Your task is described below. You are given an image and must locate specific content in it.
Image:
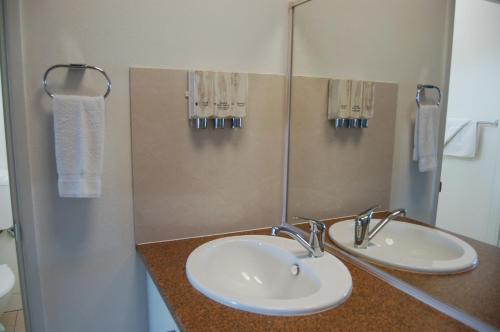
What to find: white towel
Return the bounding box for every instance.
[444,118,471,145]
[413,104,440,172]
[444,120,478,158]
[53,95,105,198]
[0,168,8,186]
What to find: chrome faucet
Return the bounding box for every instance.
[354,206,406,249]
[271,217,326,258]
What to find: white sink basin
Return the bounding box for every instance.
[186,235,352,316]
[330,220,478,274]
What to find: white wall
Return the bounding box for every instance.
[436,0,500,245]
[6,1,288,331]
[292,0,454,223]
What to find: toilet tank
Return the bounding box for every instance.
[0,168,13,231]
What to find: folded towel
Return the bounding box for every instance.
[444,120,478,158]
[444,118,470,145]
[413,104,440,172]
[0,168,8,186]
[53,95,105,198]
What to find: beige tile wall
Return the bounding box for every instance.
[287,76,398,222]
[130,68,286,243]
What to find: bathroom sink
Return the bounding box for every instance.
[330,220,478,274]
[186,235,352,316]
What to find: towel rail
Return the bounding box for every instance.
[416,84,441,107]
[42,64,112,98]
[477,120,498,127]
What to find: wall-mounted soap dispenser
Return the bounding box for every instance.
[348,80,363,128]
[188,71,214,129]
[361,81,375,128]
[230,73,248,129]
[214,72,231,129]
[188,71,248,130]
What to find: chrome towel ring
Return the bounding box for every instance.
[416,84,441,107]
[42,64,112,98]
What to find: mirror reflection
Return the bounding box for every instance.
[287,0,500,328]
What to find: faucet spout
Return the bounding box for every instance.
[368,208,406,240]
[354,206,406,249]
[271,226,316,256]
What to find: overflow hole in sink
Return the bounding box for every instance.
[290,264,300,276]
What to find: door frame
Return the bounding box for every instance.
[1,1,48,331]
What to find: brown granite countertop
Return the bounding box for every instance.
[137,228,469,332]
[320,212,500,328]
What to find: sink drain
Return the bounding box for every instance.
[290,264,300,276]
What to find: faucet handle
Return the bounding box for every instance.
[354,205,379,249]
[293,216,326,256]
[293,216,326,232]
[394,208,407,215]
[356,205,380,222]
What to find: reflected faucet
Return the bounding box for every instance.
[354,206,406,249]
[271,217,326,258]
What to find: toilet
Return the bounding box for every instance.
[0,169,16,331]
[0,264,15,330]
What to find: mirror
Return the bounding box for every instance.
[288,0,451,224]
[287,0,500,328]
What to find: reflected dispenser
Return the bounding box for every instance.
[328,79,376,129]
[328,79,351,128]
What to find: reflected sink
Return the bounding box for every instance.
[330,220,478,274]
[186,235,352,316]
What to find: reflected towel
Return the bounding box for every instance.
[53,95,105,198]
[0,168,8,186]
[444,120,478,158]
[444,118,470,145]
[413,104,440,172]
